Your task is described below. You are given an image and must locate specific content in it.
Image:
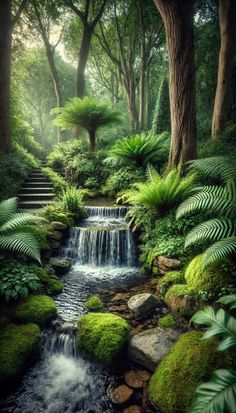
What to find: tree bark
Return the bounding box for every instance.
[211,0,236,139]
[0,0,12,152]
[76,25,93,97]
[88,129,96,153]
[153,0,197,168]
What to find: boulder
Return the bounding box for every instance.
[165,284,196,316]
[84,295,104,311]
[158,271,184,295]
[48,240,61,249]
[12,295,57,327]
[127,293,160,319]
[124,370,151,388]
[110,385,133,404]
[123,406,142,413]
[49,258,71,275]
[50,221,68,230]
[128,327,180,370]
[158,256,181,270]
[48,231,63,241]
[77,313,130,366]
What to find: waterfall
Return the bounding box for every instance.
[85,206,128,218]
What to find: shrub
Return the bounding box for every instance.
[119,167,195,217]
[58,186,87,216]
[148,331,228,413]
[158,314,177,329]
[42,167,68,194]
[152,76,170,135]
[105,132,169,168]
[12,295,57,327]
[33,267,63,295]
[84,295,104,311]
[47,149,65,169]
[42,203,74,226]
[102,167,145,197]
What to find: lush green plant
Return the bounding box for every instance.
[0,198,45,262]
[42,203,74,226]
[152,76,170,135]
[0,259,39,301]
[104,132,169,168]
[189,295,236,413]
[42,167,68,194]
[120,167,195,217]
[47,149,65,169]
[52,96,123,153]
[58,186,88,216]
[177,157,236,267]
[102,167,145,197]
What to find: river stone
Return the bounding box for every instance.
[122,406,142,413]
[48,231,63,241]
[127,293,160,319]
[50,221,67,230]
[49,258,71,275]
[128,327,180,371]
[48,240,61,249]
[124,370,151,388]
[158,256,181,270]
[110,385,133,404]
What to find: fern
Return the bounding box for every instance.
[188,156,236,182]
[185,219,236,247]
[202,237,236,266]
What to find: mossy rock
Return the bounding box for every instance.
[148,331,228,413]
[185,254,232,296]
[165,284,196,316]
[158,314,177,329]
[159,271,184,295]
[77,313,130,366]
[85,295,104,311]
[34,267,63,295]
[0,323,40,386]
[13,295,57,327]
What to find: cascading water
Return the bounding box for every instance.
[0,206,143,413]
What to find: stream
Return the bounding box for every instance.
[0,206,145,413]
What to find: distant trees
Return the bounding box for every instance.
[152,76,170,136]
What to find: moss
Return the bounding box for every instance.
[77,313,130,366]
[165,284,196,316]
[13,295,57,327]
[159,271,184,295]
[34,267,63,295]
[185,254,232,296]
[165,284,194,302]
[148,331,228,413]
[0,323,40,385]
[158,314,177,329]
[85,295,104,311]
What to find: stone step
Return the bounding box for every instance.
[20,187,54,194]
[18,193,54,201]
[26,178,50,183]
[29,173,45,178]
[18,200,54,209]
[23,182,53,188]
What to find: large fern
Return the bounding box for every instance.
[189,296,236,413]
[0,198,45,262]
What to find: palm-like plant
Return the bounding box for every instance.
[176,157,236,267]
[119,167,195,217]
[0,198,45,262]
[52,97,123,153]
[104,132,169,168]
[189,295,236,413]
[58,186,91,215]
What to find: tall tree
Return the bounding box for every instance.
[63,0,107,98]
[211,0,236,138]
[0,0,27,152]
[153,0,197,168]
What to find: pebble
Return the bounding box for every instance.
[110,385,134,404]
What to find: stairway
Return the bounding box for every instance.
[18,162,55,210]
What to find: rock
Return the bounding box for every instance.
[12,295,57,327]
[158,271,184,295]
[128,327,180,371]
[50,221,67,230]
[158,256,181,270]
[60,321,78,333]
[77,313,130,366]
[127,293,160,319]
[34,267,63,295]
[0,323,40,386]
[109,305,127,312]
[48,231,62,241]
[165,284,196,316]
[110,385,133,404]
[85,295,104,311]
[49,258,71,275]
[111,293,130,302]
[48,240,61,249]
[124,370,151,388]
[158,314,177,329]
[122,406,142,413]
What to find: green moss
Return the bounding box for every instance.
[85,295,104,311]
[165,284,196,316]
[159,271,184,295]
[0,323,40,385]
[13,295,57,327]
[34,267,63,295]
[77,313,130,366]
[158,315,177,329]
[165,284,194,302]
[185,254,232,296]
[148,331,228,413]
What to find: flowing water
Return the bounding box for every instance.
[1,206,144,413]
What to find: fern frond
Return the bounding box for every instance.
[185,219,236,247]
[0,232,41,262]
[0,213,46,233]
[202,236,236,267]
[0,197,17,225]
[217,295,236,310]
[188,156,236,181]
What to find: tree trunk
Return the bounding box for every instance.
[88,129,96,153]
[139,30,146,129]
[211,0,236,139]
[153,0,197,168]
[145,66,152,129]
[0,0,12,152]
[77,25,93,98]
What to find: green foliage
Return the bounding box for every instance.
[158,314,177,329]
[165,284,195,303]
[105,132,169,168]
[0,323,40,385]
[189,296,236,413]
[152,77,170,135]
[77,313,130,366]
[13,295,57,327]
[0,198,46,262]
[158,271,185,295]
[0,259,40,301]
[33,267,63,296]
[177,157,236,267]
[84,295,104,311]
[42,167,68,194]
[148,331,227,413]
[120,167,195,217]
[42,203,74,226]
[102,167,145,198]
[58,186,88,217]
[47,149,65,169]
